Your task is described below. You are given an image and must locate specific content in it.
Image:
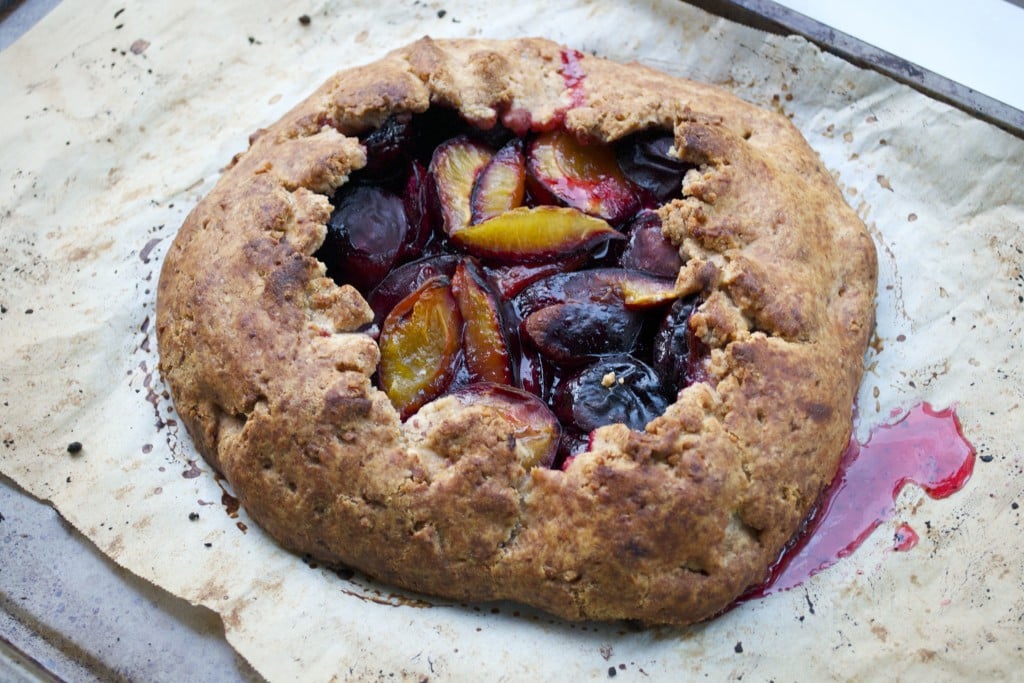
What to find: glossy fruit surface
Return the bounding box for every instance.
[652,296,707,388]
[366,254,461,328]
[312,108,707,467]
[527,130,638,224]
[378,277,463,418]
[452,260,512,385]
[619,209,682,278]
[430,137,493,235]
[485,256,588,300]
[452,206,622,262]
[322,185,409,293]
[401,160,440,259]
[521,302,644,365]
[552,355,670,433]
[513,268,676,316]
[359,114,417,184]
[470,139,526,223]
[616,130,689,202]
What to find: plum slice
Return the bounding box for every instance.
[516,345,551,399]
[520,302,644,365]
[470,138,526,223]
[322,185,409,293]
[485,253,590,300]
[514,268,678,365]
[450,383,561,469]
[401,160,440,260]
[451,259,512,385]
[619,209,683,278]
[527,130,638,224]
[616,130,689,202]
[430,136,493,235]
[513,268,678,317]
[366,254,461,328]
[552,355,671,433]
[451,206,622,262]
[652,296,708,389]
[618,274,681,308]
[378,277,463,418]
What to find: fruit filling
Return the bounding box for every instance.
[315,108,705,466]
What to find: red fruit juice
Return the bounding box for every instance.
[741,402,975,600]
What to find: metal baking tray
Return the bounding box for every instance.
[1,1,1020,680]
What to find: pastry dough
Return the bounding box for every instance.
[156,37,876,624]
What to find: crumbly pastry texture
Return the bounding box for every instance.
[156,37,877,625]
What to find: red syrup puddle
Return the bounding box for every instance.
[738,402,975,602]
[892,522,919,551]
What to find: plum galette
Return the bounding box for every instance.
[156,37,876,624]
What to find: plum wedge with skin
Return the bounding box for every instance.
[513,268,679,318]
[322,185,410,293]
[430,136,494,235]
[552,355,671,433]
[616,130,689,203]
[521,302,645,365]
[619,209,683,278]
[378,277,463,419]
[451,259,513,385]
[366,254,461,328]
[527,130,638,224]
[514,268,679,365]
[485,253,590,300]
[653,296,708,389]
[470,138,526,224]
[401,160,440,260]
[451,206,622,262]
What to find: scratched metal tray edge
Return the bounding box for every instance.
[687,0,1024,140]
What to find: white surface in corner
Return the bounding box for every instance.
[774,0,1024,111]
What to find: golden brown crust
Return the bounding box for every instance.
[156,37,877,625]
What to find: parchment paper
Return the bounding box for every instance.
[2,1,1022,680]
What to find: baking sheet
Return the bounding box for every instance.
[1,0,1022,680]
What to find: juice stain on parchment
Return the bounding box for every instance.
[740,402,975,601]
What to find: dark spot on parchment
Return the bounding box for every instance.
[139,237,162,263]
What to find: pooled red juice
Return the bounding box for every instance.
[892,522,919,552]
[741,402,975,600]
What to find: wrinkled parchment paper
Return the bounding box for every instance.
[2,0,1022,680]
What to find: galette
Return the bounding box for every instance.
[156,37,877,624]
